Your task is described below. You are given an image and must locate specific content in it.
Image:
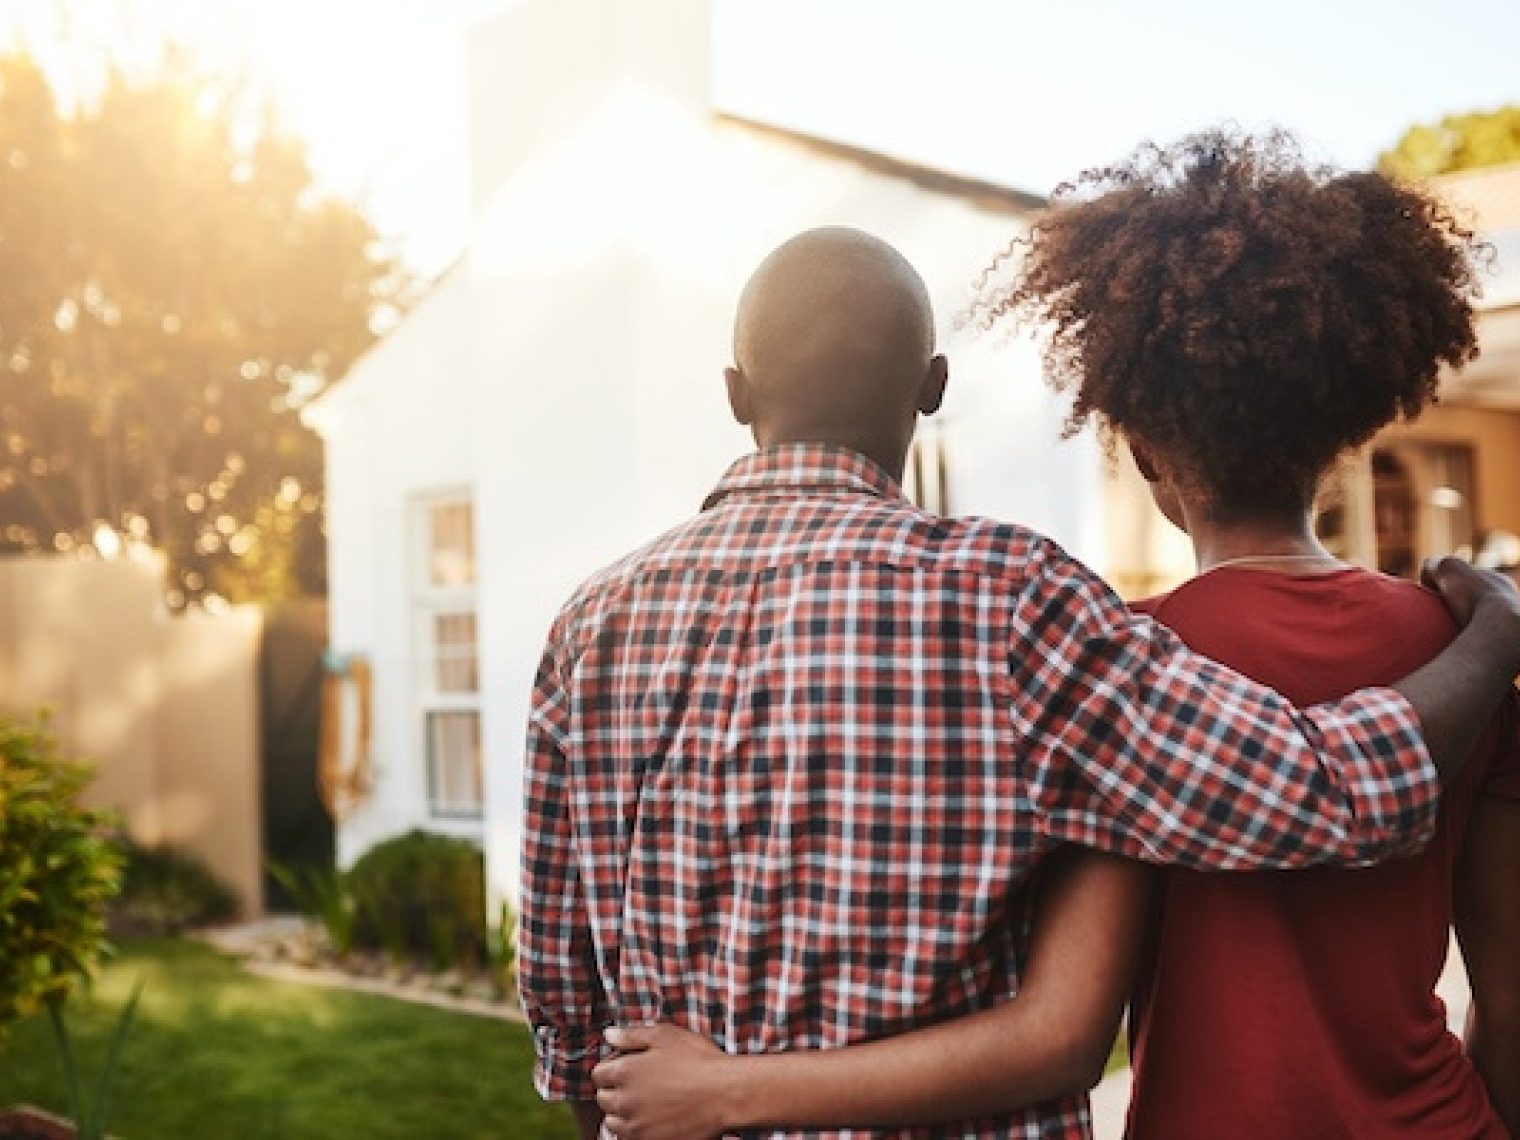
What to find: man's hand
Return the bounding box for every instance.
[1393,556,1520,787]
[592,1024,733,1140]
[1423,555,1520,637]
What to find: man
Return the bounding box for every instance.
[520,227,1520,1139]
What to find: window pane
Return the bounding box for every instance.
[427,710,483,817]
[433,612,478,693]
[429,500,475,587]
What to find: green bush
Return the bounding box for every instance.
[0,715,123,1034]
[347,831,487,969]
[111,838,240,935]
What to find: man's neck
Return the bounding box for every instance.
[757,430,908,483]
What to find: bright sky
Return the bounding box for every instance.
[3,0,1519,273]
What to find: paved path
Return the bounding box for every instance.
[1088,937,1473,1138]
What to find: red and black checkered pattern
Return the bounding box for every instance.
[520,443,1437,1139]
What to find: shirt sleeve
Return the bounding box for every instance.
[1010,548,1440,871]
[1479,690,1520,803]
[518,631,609,1102]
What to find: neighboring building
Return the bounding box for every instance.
[306,0,1106,905]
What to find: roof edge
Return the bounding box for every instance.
[715,112,1048,217]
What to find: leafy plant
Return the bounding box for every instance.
[111,838,240,935]
[266,861,356,957]
[48,982,143,1140]
[425,907,460,975]
[0,715,123,1035]
[346,831,487,968]
[1380,104,1520,180]
[487,901,517,996]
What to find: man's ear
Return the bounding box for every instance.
[724,366,753,426]
[917,355,949,416]
[1129,441,1161,483]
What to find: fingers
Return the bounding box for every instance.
[1422,554,1472,591]
[592,1055,620,1089]
[603,1023,657,1052]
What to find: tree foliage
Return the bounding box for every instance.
[1379,104,1520,181]
[0,52,408,606]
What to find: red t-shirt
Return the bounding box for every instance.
[1125,566,1520,1139]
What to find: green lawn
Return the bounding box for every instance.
[0,939,575,1140]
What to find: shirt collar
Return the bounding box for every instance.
[702,443,907,511]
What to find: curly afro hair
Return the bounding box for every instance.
[976,127,1482,516]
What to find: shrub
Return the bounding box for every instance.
[111,838,240,935]
[347,831,487,968]
[266,861,357,956]
[0,715,123,1034]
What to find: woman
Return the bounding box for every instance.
[590,129,1520,1138]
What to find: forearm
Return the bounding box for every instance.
[720,999,1099,1131]
[592,853,1148,1138]
[570,1101,605,1140]
[1392,599,1520,785]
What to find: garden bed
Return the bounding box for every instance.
[199,917,522,1020]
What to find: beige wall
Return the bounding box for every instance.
[0,556,263,917]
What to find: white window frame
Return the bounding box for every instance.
[410,489,484,824]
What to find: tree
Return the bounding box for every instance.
[1379,105,1520,181]
[0,52,409,606]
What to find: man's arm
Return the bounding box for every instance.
[1455,699,1520,1134]
[1016,550,1520,872]
[519,635,611,1117]
[591,851,1155,1139]
[1394,558,1520,783]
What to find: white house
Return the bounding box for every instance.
[306,0,1120,906]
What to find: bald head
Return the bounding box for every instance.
[726,227,947,477]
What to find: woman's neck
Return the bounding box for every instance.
[1182,506,1341,575]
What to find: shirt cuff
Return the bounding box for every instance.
[1316,685,1440,861]
[532,1024,610,1102]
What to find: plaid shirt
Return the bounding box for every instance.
[520,443,1438,1139]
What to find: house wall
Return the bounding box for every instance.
[0,556,263,914]
[315,274,482,867]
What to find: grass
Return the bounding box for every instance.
[1105,1027,1130,1075]
[0,939,575,1140]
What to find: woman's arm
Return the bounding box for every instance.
[1456,787,1520,1134]
[592,849,1155,1139]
